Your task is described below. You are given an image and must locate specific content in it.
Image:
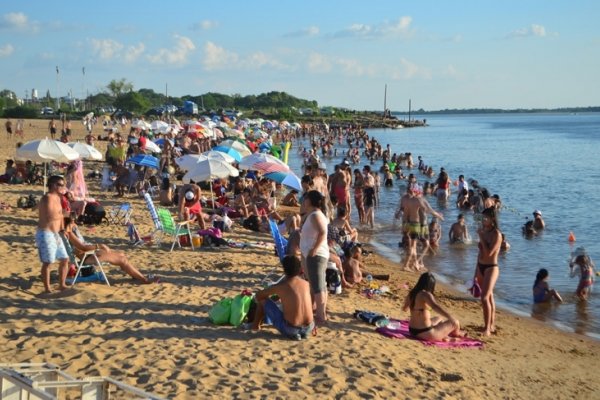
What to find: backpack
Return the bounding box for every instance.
[325,264,342,294]
[17,194,38,209]
[242,215,260,232]
[79,202,107,225]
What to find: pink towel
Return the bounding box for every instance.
[376,319,483,349]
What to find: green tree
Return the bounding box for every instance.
[106,78,134,97]
[114,92,150,113]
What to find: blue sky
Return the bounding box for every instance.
[1,1,599,110]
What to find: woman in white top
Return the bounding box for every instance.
[300,190,330,325]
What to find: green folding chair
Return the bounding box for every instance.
[156,208,195,252]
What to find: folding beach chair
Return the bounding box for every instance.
[268,219,288,263]
[106,202,133,225]
[142,191,163,242]
[156,208,195,252]
[60,233,110,286]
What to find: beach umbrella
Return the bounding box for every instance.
[202,150,236,164]
[212,146,243,162]
[16,138,81,192]
[175,154,208,171]
[126,154,160,169]
[239,153,288,171]
[225,128,246,139]
[68,142,103,161]
[265,171,302,192]
[183,159,239,183]
[154,138,174,147]
[253,161,290,174]
[218,139,252,157]
[150,120,169,133]
[144,140,162,153]
[131,119,151,130]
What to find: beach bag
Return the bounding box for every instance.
[209,298,232,325]
[80,202,106,225]
[229,293,253,327]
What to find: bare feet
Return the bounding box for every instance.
[142,274,161,284]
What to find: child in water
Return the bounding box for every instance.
[569,247,595,300]
[532,269,563,303]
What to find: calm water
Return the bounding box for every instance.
[288,113,600,338]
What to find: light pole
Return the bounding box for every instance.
[55,66,60,110]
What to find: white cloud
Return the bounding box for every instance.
[306,51,430,80]
[331,16,414,39]
[1,12,28,29]
[0,44,14,57]
[508,24,549,38]
[202,41,239,71]
[123,43,145,64]
[147,35,195,65]
[246,51,290,70]
[307,52,332,73]
[192,20,219,30]
[90,38,124,60]
[284,25,320,38]
[442,64,459,78]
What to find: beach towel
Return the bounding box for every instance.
[376,319,483,349]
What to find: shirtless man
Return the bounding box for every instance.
[449,213,469,243]
[178,183,206,229]
[252,256,314,340]
[330,164,350,217]
[37,175,69,293]
[5,118,12,139]
[401,183,444,271]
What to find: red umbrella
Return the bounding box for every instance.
[254,161,290,173]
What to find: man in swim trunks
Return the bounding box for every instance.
[401,184,443,271]
[449,213,469,243]
[252,256,315,340]
[178,183,206,229]
[37,175,70,293]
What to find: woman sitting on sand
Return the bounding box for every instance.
[402,272,464,341]
[63,216,159,284]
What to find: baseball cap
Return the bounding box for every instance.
[185,191,195,200]
[533,210,542,216]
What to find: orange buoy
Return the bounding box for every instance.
[568,231,576,242]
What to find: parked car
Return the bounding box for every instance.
[40,107,54,115]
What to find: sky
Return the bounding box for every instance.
[1,1,599,111]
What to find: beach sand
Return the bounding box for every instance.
[0,118,598,399]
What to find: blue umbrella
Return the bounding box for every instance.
[265,171,302,191]
[213,146,242,162]
[126,154,160,169]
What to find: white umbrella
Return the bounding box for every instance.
[132,119,151,130]
[202,150,236,164]
[16,138,81,192]
[144,140,162,153]
[239,153,288,171]
[183,159,239,208]
[218,139,252,157]
[183,159,239,183]
[68,142,103,160]
[151,120,169,132]
[175,154,209,171]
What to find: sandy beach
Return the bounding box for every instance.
[0,118,598,399]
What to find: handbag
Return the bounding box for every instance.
[468,280,482,298]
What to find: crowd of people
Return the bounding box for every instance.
[7,112,593,341]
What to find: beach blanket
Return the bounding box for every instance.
[376,319,483,349]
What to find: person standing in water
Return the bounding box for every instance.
[474,207,502,336]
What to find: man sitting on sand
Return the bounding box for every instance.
[252,256,314,340]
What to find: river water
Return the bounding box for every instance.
[287,113,600,338]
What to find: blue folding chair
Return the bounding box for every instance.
[268,219,288,263]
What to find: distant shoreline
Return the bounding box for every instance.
[391,106,600,115]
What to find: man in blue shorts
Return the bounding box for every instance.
[37,175,69,293]
[252,256,314,340]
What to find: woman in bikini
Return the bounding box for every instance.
[402,272,464,341]
[474,207,502,336]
